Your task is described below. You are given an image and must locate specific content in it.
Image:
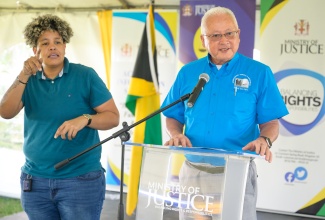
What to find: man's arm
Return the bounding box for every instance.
[259,119,279,143]
[242,119,279,163]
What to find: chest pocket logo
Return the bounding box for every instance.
[235,78,249,88]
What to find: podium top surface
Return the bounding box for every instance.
[124,141,263,159]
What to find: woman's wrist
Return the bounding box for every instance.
[16,76,28,85]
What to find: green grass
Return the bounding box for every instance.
[0,196,23,218]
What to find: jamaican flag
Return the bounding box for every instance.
[125,4,162,216]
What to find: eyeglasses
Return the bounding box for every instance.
[203,31,238,41]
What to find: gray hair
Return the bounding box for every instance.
[23,14,74,47]
[201,6,239,33]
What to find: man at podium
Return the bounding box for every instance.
[161,6,288,220]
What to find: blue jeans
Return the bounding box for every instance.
[20,169,106,220]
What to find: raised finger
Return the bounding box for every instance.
[30,59,42,72]
[35,49,43,71]
[35,48,41,59]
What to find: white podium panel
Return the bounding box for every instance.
[125,143,259,220]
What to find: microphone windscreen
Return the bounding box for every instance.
[199,73,210,82]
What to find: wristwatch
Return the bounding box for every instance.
[83,114,92,126]
[260,136,272,148]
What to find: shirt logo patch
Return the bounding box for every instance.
[235,78,249,88]
[232,74,251,96]
[233,74,251,91]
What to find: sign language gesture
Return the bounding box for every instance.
[22,49,43,76]
[54,116,89,141]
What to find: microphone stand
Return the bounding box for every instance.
[54,93,191,220]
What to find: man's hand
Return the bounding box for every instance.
[242,137,272,162]
[164,133,192,148]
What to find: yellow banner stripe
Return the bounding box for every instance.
[300,187,325,209]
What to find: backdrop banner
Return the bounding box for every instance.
[107,10,178,191]
[257,0,325,217]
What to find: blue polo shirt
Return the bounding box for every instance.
[21,57,112,178]
[162,53,288,165]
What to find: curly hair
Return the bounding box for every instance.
[23,14,74,47]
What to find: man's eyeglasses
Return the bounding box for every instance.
[203,31,238,41]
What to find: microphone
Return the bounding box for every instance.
[187,73,210,108]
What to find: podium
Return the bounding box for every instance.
[125,142,261,220]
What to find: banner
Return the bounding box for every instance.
[179,0,256,64]
[257,0,325,217]
[107,10,178,192]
